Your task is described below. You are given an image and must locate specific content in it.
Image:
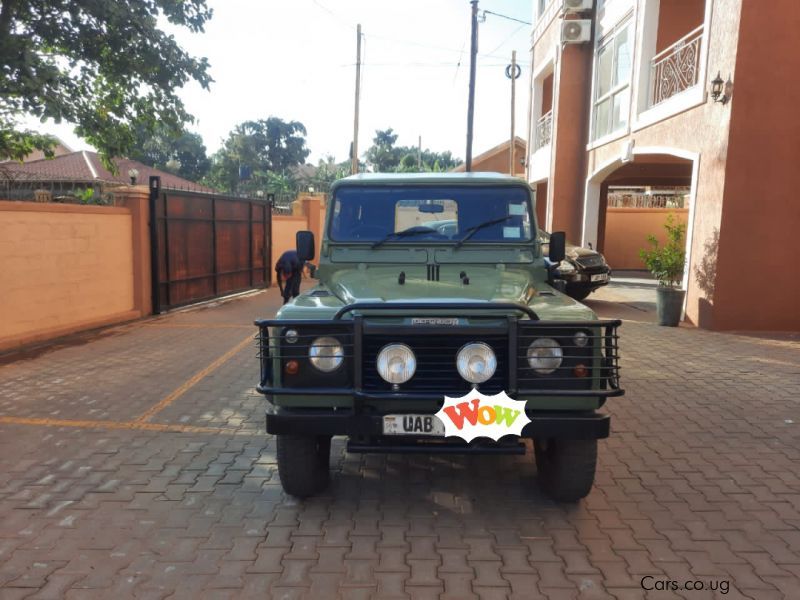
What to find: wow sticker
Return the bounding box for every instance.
[435,391,531,442]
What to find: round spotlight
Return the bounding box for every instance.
[308,336,344,372]
[573,331,589,347]
[527,338,563,374]
[456,342,497,384]
[285,329,299,344]
[377,344,416,385]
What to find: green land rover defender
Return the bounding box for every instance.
[256,173,622,501]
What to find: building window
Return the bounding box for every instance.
[592,19,632,140]
[537,0,548,20]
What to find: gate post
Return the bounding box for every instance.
[148,176,162,314]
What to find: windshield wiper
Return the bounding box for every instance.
[454,216,514,249]
[371,226,437,249]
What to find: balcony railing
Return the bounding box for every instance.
[650,25,703,107]
[534,111,553,150]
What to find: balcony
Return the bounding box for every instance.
[650,25,703,107]
[534,111,553,151]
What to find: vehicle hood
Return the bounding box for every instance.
[277,265,597,322]
[566,244,601,260]
[328,265,536,304]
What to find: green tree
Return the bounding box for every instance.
[365,128,401,172]
[293,156,350,192]
[0,0,212,167]
[129,125,211,182]
[203,118,310,194]
[363,128,462,173]
[396,153,419,172]
[421,150,461,171]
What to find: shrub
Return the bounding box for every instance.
[639,214,687,288]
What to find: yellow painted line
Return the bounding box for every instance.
[135,333,254,423]
[0,415,223,434]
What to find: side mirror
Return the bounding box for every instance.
[296,230,315,262]
[548,231,566,263]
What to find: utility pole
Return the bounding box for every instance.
[509,50,517,175]
[351,24,362,175]
[465,0,479,172]
[417,135,422,171]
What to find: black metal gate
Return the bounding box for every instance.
[148,176,272,313]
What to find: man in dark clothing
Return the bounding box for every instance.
[275,249,303,304]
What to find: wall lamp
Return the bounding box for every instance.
[710,71,733,105]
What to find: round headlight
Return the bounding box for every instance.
[527,338,563,374]
[377,344,416,384]
[456,342,497,384]
[309,336,344,372]
[574,331,589,347]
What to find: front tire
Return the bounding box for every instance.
[276,434,331,498]
[534,438,597,502]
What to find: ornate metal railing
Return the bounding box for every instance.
[534,111,553,150]
[650,25,703,107]
[607,187,690,209]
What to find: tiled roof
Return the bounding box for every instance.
[0,150,214,192]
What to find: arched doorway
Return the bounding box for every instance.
[583,149,698,289]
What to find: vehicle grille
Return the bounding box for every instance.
[362,332,508,394]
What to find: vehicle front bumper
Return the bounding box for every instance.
[266,407,610,440]
[256,302,623,402]
[562,270,611,287]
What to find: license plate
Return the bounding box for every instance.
[383,414,445,436]
[591,273,608,282]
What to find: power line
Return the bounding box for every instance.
[484,22,529,57]
[310,0,518,61]
[363,31,510,61]
[481,9,532,26]
[452,34,468,85]
[311,0,354,29]
[336,61,527,69]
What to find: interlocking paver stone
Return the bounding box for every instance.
[0,284,798,597]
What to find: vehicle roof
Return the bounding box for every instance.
[331,172,531,189]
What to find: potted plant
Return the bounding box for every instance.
[639,214,687,326]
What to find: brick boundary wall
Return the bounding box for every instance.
[272,195,326,268]
[0,190,152,353]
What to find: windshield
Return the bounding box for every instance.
[329,185,533,244]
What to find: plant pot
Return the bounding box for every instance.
[656,287,686,327]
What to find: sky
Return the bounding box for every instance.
[23,0,533,165]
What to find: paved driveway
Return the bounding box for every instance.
[0,284,798,599]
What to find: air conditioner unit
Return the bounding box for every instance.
[561,19,592,44]
[563,0,592,13]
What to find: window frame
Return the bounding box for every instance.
[327,185,535,245]
[537,0,549,21]
[591,16,634,141]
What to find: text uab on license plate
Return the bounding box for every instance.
[383,414,445,436]
[591,273,609,282]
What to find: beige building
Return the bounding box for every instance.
[525,0,800,331]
